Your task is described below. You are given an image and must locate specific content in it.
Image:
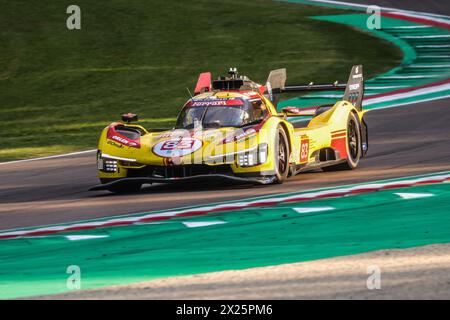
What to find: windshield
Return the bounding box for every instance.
[176,99,267,129]
[176,106,207,129]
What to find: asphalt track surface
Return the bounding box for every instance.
[1,97,450,230]
[0,0,450,231]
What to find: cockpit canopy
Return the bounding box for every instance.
[176,98,267,129]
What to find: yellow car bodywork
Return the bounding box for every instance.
[92,66,367,191]
[95,92,365,188]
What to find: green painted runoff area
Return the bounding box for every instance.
[1,177,450,298]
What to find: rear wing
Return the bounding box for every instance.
[342,65,364,111]
[266,65,364,110]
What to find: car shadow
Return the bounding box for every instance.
[88,179,271,198]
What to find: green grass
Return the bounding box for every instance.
[0,0,402,161]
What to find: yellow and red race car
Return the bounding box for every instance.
[91,65,368,193]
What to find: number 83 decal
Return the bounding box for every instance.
[300,139,309,163]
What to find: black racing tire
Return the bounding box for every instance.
[322,112,362,171]
[100,179,142,194]
[273,126,290,184]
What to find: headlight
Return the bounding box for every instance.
[237,143,268,167]
[97,152,118,172]
[104,159,118,172]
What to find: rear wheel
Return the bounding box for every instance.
[273,127,290,184]
[323,112,361,171]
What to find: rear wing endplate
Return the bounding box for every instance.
[342,65,364,111]
[266,65,364,110]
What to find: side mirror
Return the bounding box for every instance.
[251,100,263,110]
[281,107,316,117]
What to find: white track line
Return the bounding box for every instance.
[304,0,450,19]
[400,35,450,39]
[388,25,432,29]
[1,172,450,239]
[369,94,450,111]
[0,149,96,166]
[378,75,441,79]
[387,11,450,26]
[408,65,450,68]
[365,85,408,90]
[365,82,450,105]
[416,45,450,48]
[418,55,450,58]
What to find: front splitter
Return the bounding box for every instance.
[89,174,276,191]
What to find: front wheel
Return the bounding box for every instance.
[273,127,290,184]
[323,112,361,171]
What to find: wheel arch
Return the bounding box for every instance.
[350,108,368,157]
[278,120,293,158]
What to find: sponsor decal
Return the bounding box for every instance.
[110,135,139,147]
[153,138,202,157]
[157,129,193,140]
[349,83,360,90]
[107,140,124,148]
[186,98,244,107]
[300,139,309,163]
[106,126,141,148]
[192,100,227,107]
[157,133,172,139]
[352,73,363,79]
